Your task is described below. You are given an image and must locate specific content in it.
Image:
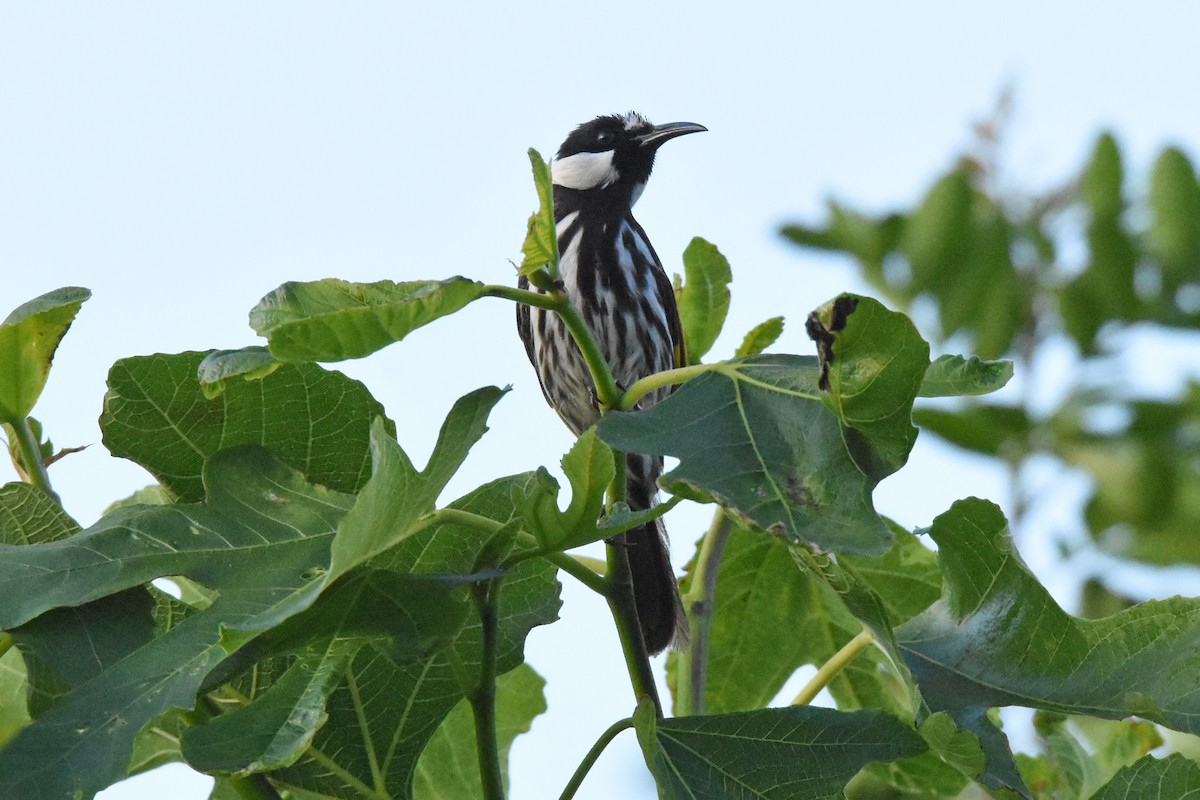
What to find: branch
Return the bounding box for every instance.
[673,509,733,716]
[603,456,662,715]
[469,579,507,800]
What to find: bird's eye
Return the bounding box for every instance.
[595,129,615,147]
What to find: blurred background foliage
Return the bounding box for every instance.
[783,93,1200,615]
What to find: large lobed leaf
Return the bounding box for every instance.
[513,428,614,552]
[898,497,1200,797]
[601,295,930,555]
[0,387,506,799]
[671,521,939,719]
[638,705,925,800]
[600,354,893,554]
[1092,754,1200,799]
[249,277,488,362]
[0,286,91,423]
[412,664,547,799]
[101,351,392,502]
[810,294,928,472]
[0,448,354,799]
[268,473,561,799]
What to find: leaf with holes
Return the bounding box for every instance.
[600,295,931,555]
[266,474,561,798]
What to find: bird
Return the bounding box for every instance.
[516,112,706,654]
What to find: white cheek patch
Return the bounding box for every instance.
[552,150,620,190]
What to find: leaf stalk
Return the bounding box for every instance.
[11,417,58,503]
[558,717,634,800]
[791,628,875,706]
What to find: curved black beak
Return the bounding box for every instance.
[635,121,707,150]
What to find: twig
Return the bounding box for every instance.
[469,579,506,800]
[674,509,733,716]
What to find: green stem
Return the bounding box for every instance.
[567,554,607,576]
[0,632,12,660]
[791,628,875,706]
[483,283,561,309]
[601,454,662,711]
[429,509,606,593]
[427,507,506,536]
[544,551,607,594]
[605,539,662,714]
[558,717,634,800]
[674,509,733,717]
[469,579,506,800]
[12,417,58,503]
[490,278,659,713]
[618,364,717,411]
[486,284,621,408]
[556,299,622,408]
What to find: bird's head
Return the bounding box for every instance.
[551,112,705,210]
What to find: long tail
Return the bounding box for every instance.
[624,453,686,655]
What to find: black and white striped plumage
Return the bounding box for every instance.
[516,112,705,654]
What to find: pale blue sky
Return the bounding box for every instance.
[3,3,1198,798]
